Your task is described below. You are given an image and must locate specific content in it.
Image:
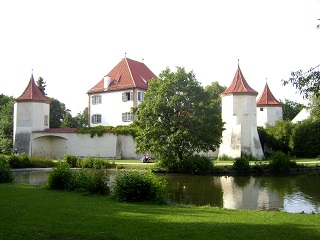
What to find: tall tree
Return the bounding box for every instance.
[133,67,223,161]
[281,98,305,121]
[49,98,68,128]
[36,77,47,96]
[0,94,14,154]
[204,81,226,113]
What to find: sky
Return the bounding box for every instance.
[1,0,319,115]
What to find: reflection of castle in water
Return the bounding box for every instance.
[220,176,283,211]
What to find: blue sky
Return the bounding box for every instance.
[1,0,319,115]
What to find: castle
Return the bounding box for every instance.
[13,58,282,159]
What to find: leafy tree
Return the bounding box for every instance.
[310,95,320,121]
[36,77,47,96]
[282,65,320,99]
[281,98,305,121]
[291,119,320,158]
[60,111,75,128]
[0,94,14,154]
[204,81,226,113]
[133,67,223,162]
[72,107,88,127]
[49,98,68,128]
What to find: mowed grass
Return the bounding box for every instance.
[1,184,320,240]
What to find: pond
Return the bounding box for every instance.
[13,169,320,214]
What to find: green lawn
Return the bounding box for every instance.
[0,183,319,240]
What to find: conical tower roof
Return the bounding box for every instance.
[222,66,258,96]
[15,74,51,104]
[87,57,157,94]
[256,83,282,106]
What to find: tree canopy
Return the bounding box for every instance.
[133,67,223,161]
[281,98,305,121]
[0,94,14,154]
[36,77,47,96]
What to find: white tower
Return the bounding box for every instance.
[218,66,264,159]
[13,74,51,155]
[256,83,283,127]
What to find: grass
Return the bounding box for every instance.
[1,184,320,240]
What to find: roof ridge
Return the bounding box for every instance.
[125,57,137,88]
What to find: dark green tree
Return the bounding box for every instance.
[0,94,14,154]
[60,111,75,128]
[49,98,68,128]
[133,67,223,162]
[204,81,226,113]
[36,77,47,96]
[281,98,305,121]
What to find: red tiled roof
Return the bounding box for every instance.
[87,57,157,94]
[222,66,258,95]
[257,83,283,106]
[15,75,51,104]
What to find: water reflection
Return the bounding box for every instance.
[13,170,320,213]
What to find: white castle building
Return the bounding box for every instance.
[13,59,282,158]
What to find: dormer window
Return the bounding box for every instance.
[141,77,148,85]
[92,95,102,105]
[122,91,133,102]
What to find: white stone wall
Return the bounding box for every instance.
[257,106,283,127]
[31,132,140,159]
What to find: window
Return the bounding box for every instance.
[122,112,133,122]
[260,108,264,111]
[138,92,144,102]
[91,114,102,124]
[44,115,49,126]
[92,95,102,105]
[122,91,133,102]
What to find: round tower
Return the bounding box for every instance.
[13,74,51,155]
[256,83,283,127]
[218,66,264,159]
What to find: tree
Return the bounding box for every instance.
[0,94,14,154]
[36,77,47,96]
[204,81,226,113]
[281,98,305,121]
[282,65,320,99]
[49,98,68,128]
[72,107,88,127]
[133,67,223,162]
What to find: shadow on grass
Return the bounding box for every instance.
[0,184,319,240]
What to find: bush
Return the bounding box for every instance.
[179,155,213,174]
[63,154,80,168]
[46,162,74,190]
[80,157,115,169]
[6,153,30,168]
[158,154,213,174]
[0,159,14,183]
[268,151,297,173]
[112,171,167,203]
[71,169,110,195]
[28,155,57,168]
[233,156,251,173]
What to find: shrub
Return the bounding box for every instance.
[28,155,57,168]
[63,154,80,168]
[80,157,115,169]
[112,171,167,203]
[46,162,73,190]
[6,153,30,168]
[268,151,297,173]
[71,169,110,195]
[0,159,14,183]
[217,154,234,161]
[233,156,251,173]
[179,155,213,174]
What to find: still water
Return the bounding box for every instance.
[14,170,320,213]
